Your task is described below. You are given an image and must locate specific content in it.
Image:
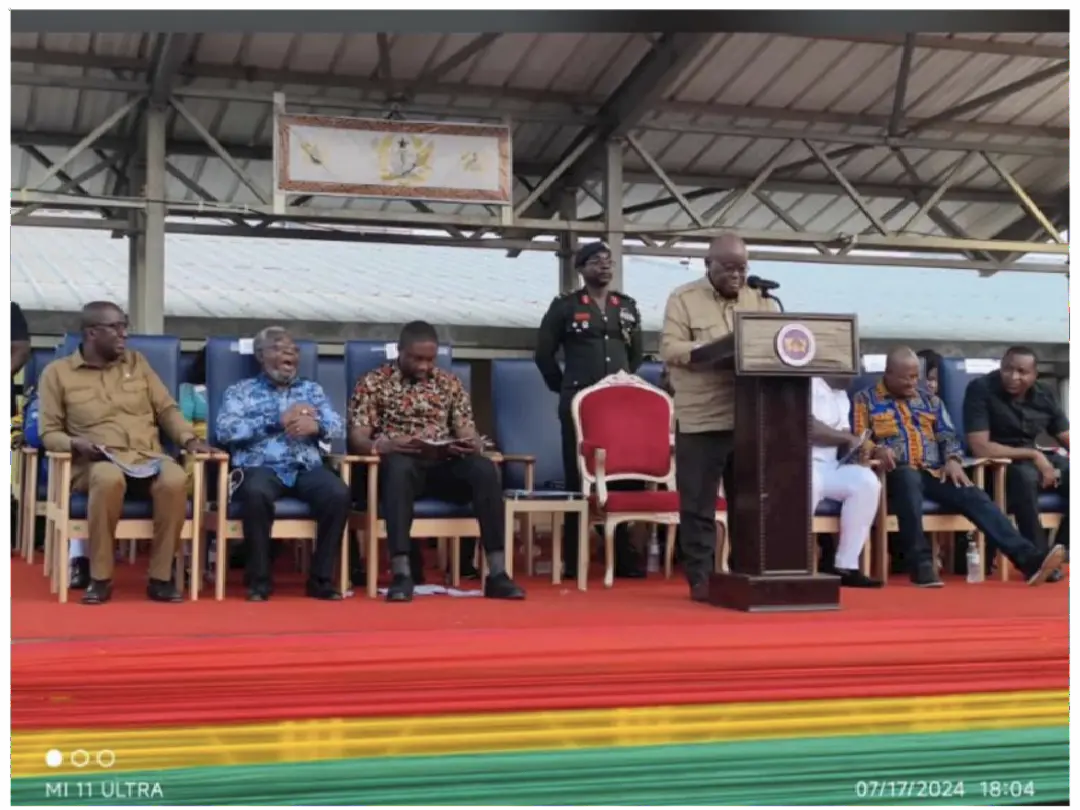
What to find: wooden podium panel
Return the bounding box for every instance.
[734,314,859,377]
[696,312,860,613]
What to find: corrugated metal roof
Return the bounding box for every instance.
[10,31,1068,246]
[11,223,1068,344]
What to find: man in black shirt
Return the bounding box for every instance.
[534,242,645,578]
[964,346,1069,557]
[11,302,31,550]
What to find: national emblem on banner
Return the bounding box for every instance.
[375,134,434,185]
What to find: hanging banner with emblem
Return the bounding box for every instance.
[274,114,513,205]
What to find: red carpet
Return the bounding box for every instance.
[12,559,1069,731]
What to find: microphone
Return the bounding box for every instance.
[747,275,780,292]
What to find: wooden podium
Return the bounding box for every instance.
[690,312,860,612]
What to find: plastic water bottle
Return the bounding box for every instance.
[966,541,984,584]
[647,530,661,574]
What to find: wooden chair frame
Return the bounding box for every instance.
[195,453,352,601]
[347,452,523,599]
[571,371,727,588]
[43,451,195,603]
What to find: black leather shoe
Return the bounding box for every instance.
[689,580,710,603]
[615,561,646,579]
[147,578,183,603]
[835,568,883,588]
[69,557,91,590]
[386,573,415,602]
[81,579,113,605]
[306,580,343,601]
[247,589,268,603]
[459,561,482,581]
[483,571,525,600]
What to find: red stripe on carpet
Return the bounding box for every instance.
[13,562,1068,731]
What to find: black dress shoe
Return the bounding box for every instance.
[247,589,268,603]
[689,580,710,603]
[81,579,113,605]
[386,573,415,603]
[306,580,343,601]
[69,557,91,590]
[615,561,646,579]
[147,578,183,603]
[484,571,525,600]
[459,562,482,581]
[835,568,884,588]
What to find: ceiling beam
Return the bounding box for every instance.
[12,48,1067,142]
[990,188,1070,264]
[505,32,714,254]
[148,33,196,104]
[11,131,1062,209]
[417,33,500,83]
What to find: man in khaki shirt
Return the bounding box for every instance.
[660,234,778,601]
[37,302,210,605]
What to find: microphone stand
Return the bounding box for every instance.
[763,291,785,313]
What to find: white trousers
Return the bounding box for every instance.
[812,460,881,571]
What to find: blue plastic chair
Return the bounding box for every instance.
[451,360,472,395]
[342,341,483,597]
[202,336,338,599]
[43,335,195,601]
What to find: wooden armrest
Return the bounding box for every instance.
[330,454,379,465]
[45,451,72,461]
[188,451,229,462]
[498,454,536,465]
[20,445,39,456]
[484,451,504,463]
[985,457,1013,466]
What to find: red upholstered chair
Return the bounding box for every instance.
[571,371,728,587]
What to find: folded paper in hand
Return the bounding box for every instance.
[99,447,162,479]
[838,430,871,465]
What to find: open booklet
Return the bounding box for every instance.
[415,436,494,449]
[98,447,163,479]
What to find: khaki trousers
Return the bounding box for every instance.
[72,458,188,581]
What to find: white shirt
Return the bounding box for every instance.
[811,377,851,466]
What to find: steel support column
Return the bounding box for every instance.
[558,189,579,293]
[128,106,167,334]
[604,140,625,290]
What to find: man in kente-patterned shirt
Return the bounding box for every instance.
[216,326,349,602]
[853,346,1064,589]
[348,320,525,603]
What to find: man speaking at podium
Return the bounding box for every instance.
[660,234,778,601]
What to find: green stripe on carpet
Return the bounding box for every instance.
[15,726,1067,806]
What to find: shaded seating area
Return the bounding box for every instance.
[13,338,1067,600]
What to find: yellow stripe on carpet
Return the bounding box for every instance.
[13,689,1067,778]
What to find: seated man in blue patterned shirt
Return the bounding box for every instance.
[853,346,1064,589]
[216,327,349,602]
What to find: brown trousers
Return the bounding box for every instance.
[72,458,188,581]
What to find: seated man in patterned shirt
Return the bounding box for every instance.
[347,320,525,603]
[216,326,349,602]
[853,346,1065,589]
